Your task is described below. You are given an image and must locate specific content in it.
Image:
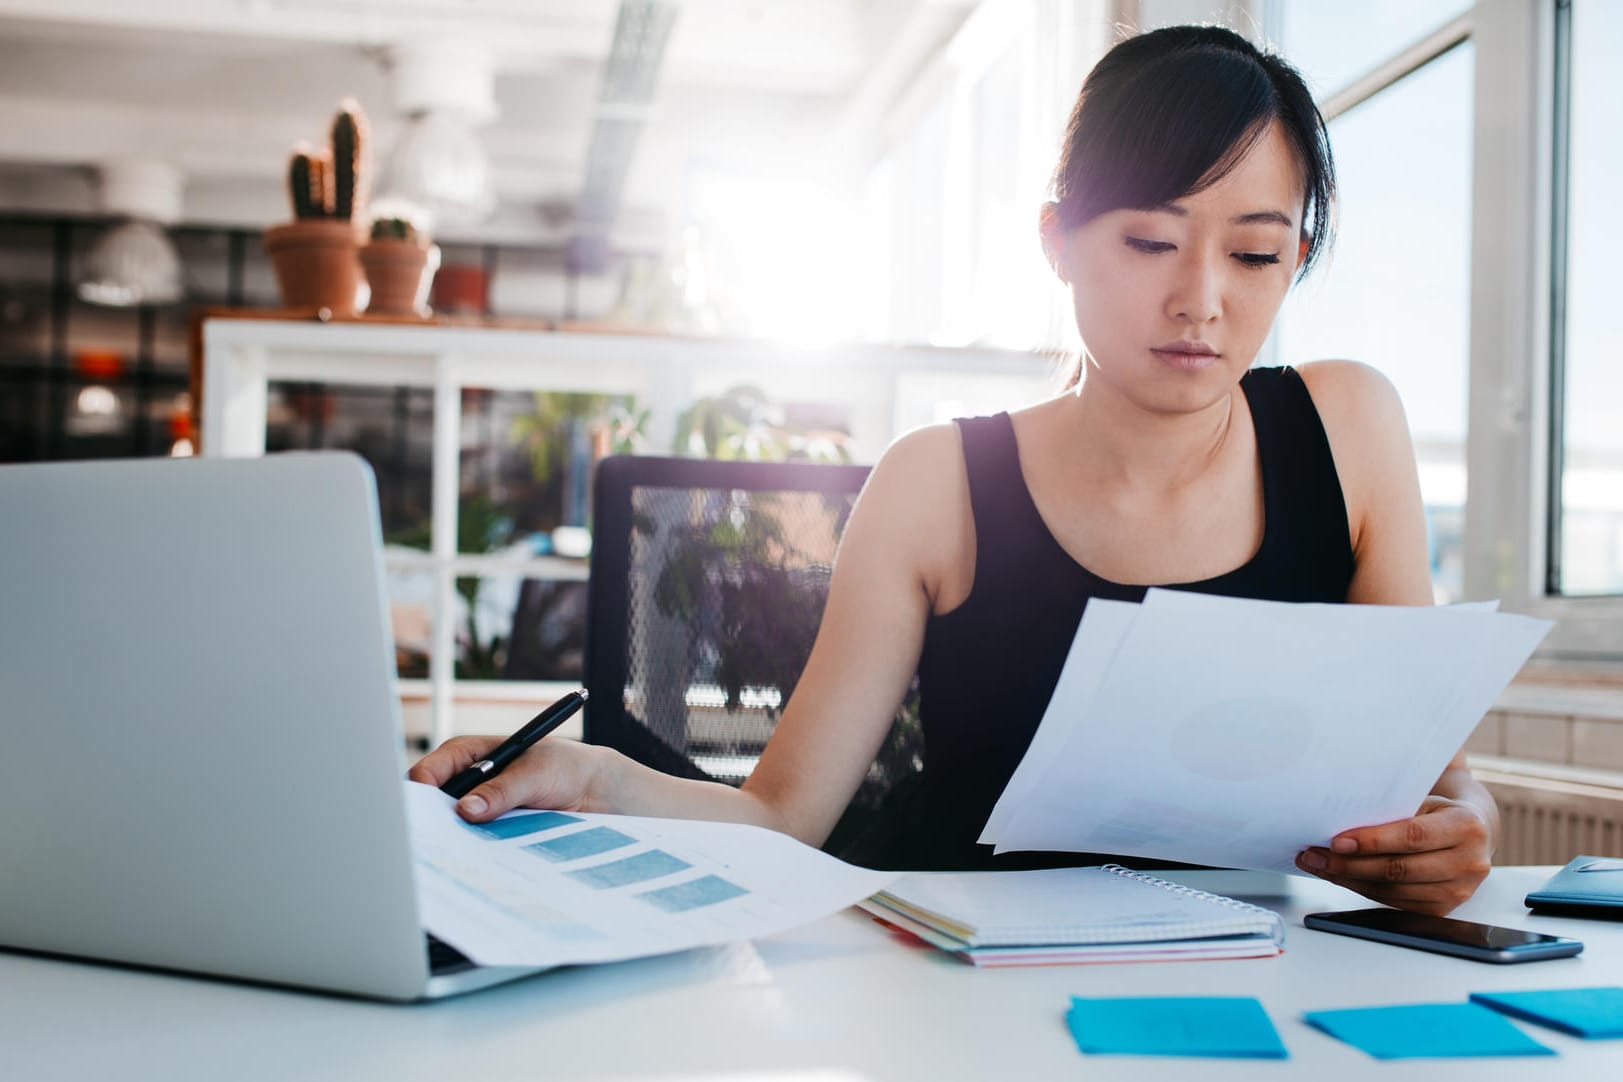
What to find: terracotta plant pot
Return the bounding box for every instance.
[360,238,441,317]
[430,263,489,315]
[264,219,363,315]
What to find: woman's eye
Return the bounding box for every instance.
[1235,252,1282,267]
[1125,237,1173,254]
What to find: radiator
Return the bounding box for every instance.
[1475,762,1623,864]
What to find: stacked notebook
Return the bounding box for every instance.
[860,864,1284,967]
[1524,856,1623,918]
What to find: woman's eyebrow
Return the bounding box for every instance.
[1231,210,1294,227]
[1144,204,1294,228]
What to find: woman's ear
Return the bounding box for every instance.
[1298,233,1310,267]
[1039,202,1068,283]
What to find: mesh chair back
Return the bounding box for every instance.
[585,455,923,863]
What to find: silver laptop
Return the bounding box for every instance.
[0,453,546,1000]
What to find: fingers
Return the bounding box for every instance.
[1308,860,1487,915]
[1328,808,1441,857]
[405,735,502,788]
[450,741,602,823]
[410,738,605,824]
[452,750,558,822]
[1295,799,1493,917]
[1327,799,1488,858]
[1309,873,1475,916]
[1297,846,1460,884]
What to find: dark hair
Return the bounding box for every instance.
[1052,25,1335,279]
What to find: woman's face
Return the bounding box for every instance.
[1048,120,1306,414]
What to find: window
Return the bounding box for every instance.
[861,0,1103,354]
[1274,5,1474,602]
[1274,0,1473,97]
[1464,0,1623,660]
[1551,0,1623,597]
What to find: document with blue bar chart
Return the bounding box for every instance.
[404,781,894,967]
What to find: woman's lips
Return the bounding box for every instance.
[1151,346,1221,371]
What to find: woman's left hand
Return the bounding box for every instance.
[1295,795,1494,915]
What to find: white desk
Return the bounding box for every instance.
[6,867,1618,1081]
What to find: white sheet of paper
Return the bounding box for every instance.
[405,782,894,967]
[978,599,1140,844]
[987,591,1550,873]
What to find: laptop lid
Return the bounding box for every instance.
[0,453,430,1000]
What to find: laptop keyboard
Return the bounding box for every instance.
[425,931,477,976]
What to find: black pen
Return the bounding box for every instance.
[439,688,589,799]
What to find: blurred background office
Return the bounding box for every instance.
[0,1,1618,859]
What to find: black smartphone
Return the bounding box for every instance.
[1304,907,1583,963]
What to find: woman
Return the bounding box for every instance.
[411,25,1496,916]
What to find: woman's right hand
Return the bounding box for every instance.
[406,736,617,823]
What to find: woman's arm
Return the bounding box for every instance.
[1292,360,1497,914]
[738,424,966,845]
[409,424,967,848]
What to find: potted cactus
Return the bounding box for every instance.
[263,100,370,315]
[360,216,439,317]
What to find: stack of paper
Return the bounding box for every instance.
[860,864,1284,966]
[981,590,1551,873]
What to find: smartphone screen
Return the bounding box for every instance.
[1305,907,1583,963]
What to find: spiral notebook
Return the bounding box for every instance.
[860,865,1284,967]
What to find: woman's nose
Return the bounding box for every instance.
[1166,252,1224,324]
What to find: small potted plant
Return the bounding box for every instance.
[360,216,439,317]
[263,100,369,315]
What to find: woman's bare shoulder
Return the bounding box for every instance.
[850,422,974,605]
[1296,358,1401,407]
[1295,359,1412,454]
[1295,360,1425,571]
[861,422,968,528]
[876,420,964,470]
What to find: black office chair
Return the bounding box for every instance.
[584,455,924,866]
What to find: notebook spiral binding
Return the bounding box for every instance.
[1102,864,1286,946]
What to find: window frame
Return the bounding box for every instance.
[1464,0,1623,659]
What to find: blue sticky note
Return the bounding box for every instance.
[1471,987,1623,1038]
[1303,1003,1555,1059]
[1066,996,1288,1058]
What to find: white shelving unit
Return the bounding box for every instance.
[200,317,1053,744]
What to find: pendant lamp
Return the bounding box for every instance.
[78,158,184,307]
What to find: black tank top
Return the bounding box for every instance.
[893,366,1355,870]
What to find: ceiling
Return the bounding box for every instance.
[0,0,977,247]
